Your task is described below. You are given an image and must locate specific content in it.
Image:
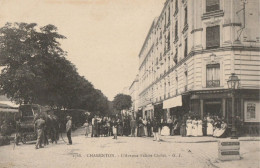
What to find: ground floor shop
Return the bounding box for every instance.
[140,89,260,136]
[190,89,260,135]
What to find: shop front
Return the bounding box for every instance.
[142,103,154,119]
[162,95,182,121]
[190,89,260,135]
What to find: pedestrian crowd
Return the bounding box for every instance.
[81,115,163,141]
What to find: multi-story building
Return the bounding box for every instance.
[129,75,139,118]
[138,0,260,133]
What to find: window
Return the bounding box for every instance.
[175,21,178,41]
[206,63,220,87]
[176,77,178,94]
[184,7,188,26]
[206,25,220,49]
[167,32,171,50]
[184,38,188,57]
[184,71,188,91]
[174,48,178,64]
[206,0,220,12]
[168,7,171,24]
[175,0,178,13]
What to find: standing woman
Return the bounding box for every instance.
[137,117,142,137]
[143,117,148,136]
[180,116,187,137]
[192,117,198,137]
[117,119,123,136]
[202,116,207,136]
[112,118,118,140]
[207,115,214,136]
[83,120,90,137]
[197,117,203,136]
[186,116,192,137]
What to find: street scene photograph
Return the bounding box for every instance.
[0,0,259,168]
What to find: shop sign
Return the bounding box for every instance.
[244,101,260,122]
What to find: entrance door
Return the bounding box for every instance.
[204,100,222,117]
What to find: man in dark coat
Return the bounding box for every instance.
[66,116,72,145]
[152,117,160,141]
[147,117,152,137]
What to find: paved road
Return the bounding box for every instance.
[0,128,259,168]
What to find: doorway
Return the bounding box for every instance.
[204,99,222,117]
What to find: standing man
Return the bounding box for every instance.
[66,116,72,145]
[34,116,45,149]
[130,117,136,137]
[147,117,152,137]
[152,117,160,142]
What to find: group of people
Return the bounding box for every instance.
[184,114,228,138]
[82,115,162,141]
[34,114,70,149]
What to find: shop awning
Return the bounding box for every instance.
[163,95,182,109]
[0,107,19,113]
[0,101,19,113]
[0,101,19,108]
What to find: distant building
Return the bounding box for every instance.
[138,0,260,132]
[129,75,139,118]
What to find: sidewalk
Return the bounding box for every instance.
[161,135,260,143]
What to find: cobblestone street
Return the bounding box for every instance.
[0,128,259,168]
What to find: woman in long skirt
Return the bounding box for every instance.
[142,118,148,136]
[207,116,214,136]
[186,116,192,136]
[180,117,187,137]
[83,120,90,137]
[197,118,203,136]
[112,119,118,139]
[192,118,198,137]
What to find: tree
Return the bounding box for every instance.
[112,94,132,112]
[0,22,109,113]
[0,23,68,105]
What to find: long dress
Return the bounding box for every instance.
[197,120,203,136]
[192,120,198,137]
[143,119,148,136]
[186,119,192,136]
[83,123,90,136]
[180,120,186,137]
[207,118,214,136]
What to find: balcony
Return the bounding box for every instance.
[206,80,220,88]
[202,10,224,20]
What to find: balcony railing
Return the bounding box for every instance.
[206,80,220,88]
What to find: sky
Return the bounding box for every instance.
[0,0,165,100]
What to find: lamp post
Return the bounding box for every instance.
[227,73,240,139]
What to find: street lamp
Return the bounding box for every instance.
[227,73,240,139]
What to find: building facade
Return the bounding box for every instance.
[138,0,260,133]
[129,75,139,118]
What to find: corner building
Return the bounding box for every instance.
[138,0,260,134]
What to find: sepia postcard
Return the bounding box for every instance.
[0,0,259,168]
